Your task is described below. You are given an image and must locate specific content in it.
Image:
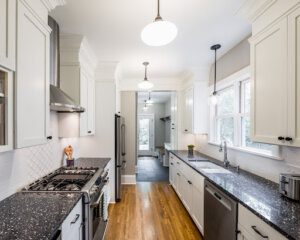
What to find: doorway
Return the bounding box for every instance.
[138,114,155,156]
[136,91,177,182]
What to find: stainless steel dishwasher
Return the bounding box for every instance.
[204,180,237,240]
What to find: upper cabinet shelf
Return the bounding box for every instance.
[59,34,97,137]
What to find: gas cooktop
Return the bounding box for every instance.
[25,167,99,191]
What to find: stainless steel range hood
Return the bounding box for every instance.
[48,16,85,113]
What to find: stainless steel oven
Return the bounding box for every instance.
[88,171,109,240]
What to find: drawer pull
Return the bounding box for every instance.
[177,173,180,176]
[251,226,268,239]
[170,163,173,165]
[177,162,180,164]
[71,214,80,224]
[187,180,192,185]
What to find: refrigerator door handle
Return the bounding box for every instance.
[121,124,126,156]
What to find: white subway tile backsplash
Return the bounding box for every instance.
[0,112,79,201]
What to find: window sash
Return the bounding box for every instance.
[209,71,280,157]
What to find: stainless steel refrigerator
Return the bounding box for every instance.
[115,114,126,202]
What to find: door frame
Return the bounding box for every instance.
[137,113,155,156]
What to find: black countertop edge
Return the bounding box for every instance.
[169,150,299,240]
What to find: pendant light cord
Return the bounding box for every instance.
[214,48,217,93]
[155,0,162,21]
[144,64,148,81]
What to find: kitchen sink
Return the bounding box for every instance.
[190,161,232,174]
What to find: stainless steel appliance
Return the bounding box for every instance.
[23,167,109,240]
[204,180,237,240]
[48,16,85,113]
[279,173,300,201]
[115,114,126,201]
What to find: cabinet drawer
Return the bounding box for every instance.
[238,204,287,240]
[62,198,83,239]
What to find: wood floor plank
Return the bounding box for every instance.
[104,182,203,240]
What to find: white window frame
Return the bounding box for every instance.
[209,67,283,160]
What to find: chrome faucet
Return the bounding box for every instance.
[219,140,230,168]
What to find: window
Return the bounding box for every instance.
[210,71,280,157]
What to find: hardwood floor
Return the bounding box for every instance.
[104,182,203,240]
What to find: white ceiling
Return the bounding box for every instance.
[138,91,172,104]
[51,0,251,80]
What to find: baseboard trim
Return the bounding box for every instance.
[121,175,136,184]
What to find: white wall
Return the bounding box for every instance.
[0,112,76,201]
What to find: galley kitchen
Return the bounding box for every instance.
[0,0,300,240]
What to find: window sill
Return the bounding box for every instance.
[208,142,284,161]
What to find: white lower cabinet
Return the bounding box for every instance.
[238,204,287,240]
[61,199,83,240]
[169,153,204,234]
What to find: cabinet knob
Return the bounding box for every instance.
[47,136,52,140]
[285,137,293,142]
[87,131,92,134]
[172,128,175,130]
[184,129,188,132]
[187,180,192,185]
[278,136,285,141]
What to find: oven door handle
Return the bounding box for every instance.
[90,190,105,208]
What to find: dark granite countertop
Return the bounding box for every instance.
[0,192,82,240]
[170,150,300,240]
[75,157,111,170]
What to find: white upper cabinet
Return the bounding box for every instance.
[287,6,300,146]
[250,2,300,147]
[0,0,16,71]
[250,17,288,145]
[15,0,51,148]
[182,81,208,134]
[59,34,97,137]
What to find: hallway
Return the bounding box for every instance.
[105,182,202,240]
[136,156,169,182]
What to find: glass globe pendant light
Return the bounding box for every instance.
[210,44,221,105]
[141,0,178,46]
[138,62,154,90]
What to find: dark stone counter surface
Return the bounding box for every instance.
[170,150,300,240]
[0,192,82,240]
[75,157,111,170]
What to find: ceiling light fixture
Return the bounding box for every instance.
[138,62,154,90]
[146,91,154,105]
[141,0,178,47]
[143,100,149,111]
[210,44,221,105]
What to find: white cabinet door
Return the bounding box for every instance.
[87,77,95,135]
[0,0,16,70]
[192,186,204,234]
[61,199,82,240]
[169,160,174,185]
[15,1,50,148]
[79,70,88,136]
[288,6,300,146]
[183,87,193,133]
[170,92,178,149]
[250,18,288,145]
[180,175,192,212]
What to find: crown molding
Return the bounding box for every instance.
[236,0,277,22]
[42,0,66,11]
[60,34,98,71]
